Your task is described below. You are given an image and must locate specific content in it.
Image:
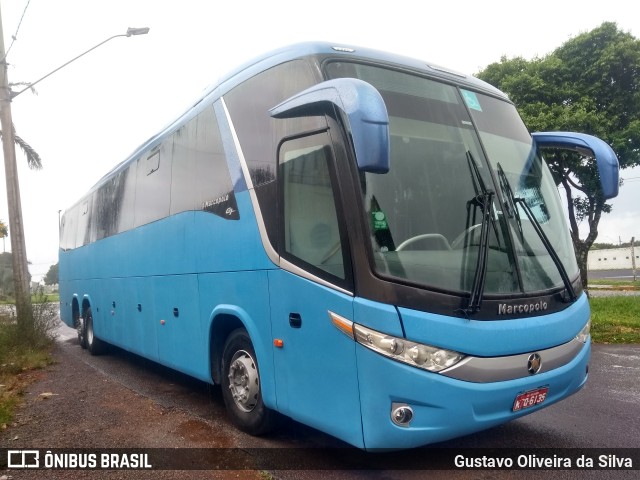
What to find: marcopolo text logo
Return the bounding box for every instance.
[498,300,548,315]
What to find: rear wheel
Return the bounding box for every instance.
[85,307,107,355]
[221,328,277,435]
[74,308,86,349]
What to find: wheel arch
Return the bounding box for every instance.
[81,294,94,316]
[207,304,276,408]
[71,295,80,320]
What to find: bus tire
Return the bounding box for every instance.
[75,309,87,349]
[221,328,277,436]
[85,307,107,356]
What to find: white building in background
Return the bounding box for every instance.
[588,246,639,270]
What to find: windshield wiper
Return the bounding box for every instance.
[462,152,495,315]
[496,163,577,303]
[497,164,523,239]
[466,190,494,314]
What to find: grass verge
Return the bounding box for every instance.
[0,292,59,305]
[0,295,57,428]
[589,278,639,290]
[590,295,640,344]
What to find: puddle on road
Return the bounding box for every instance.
[175,418,234,447]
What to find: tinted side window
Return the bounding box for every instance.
[224,60,323,246]
[75,198,92,248]
[116,166,136,234]
[171,107,238,219]
[134,142,172,227]
[60,205,79,251]
[170,121,198,213]
[225,60,321,189]
[91,167,135,241]
[280,133,346,280]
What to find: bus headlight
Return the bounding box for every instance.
[575,319,591,344]
[353,323,465,372]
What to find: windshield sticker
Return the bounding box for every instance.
[461,90,482,112]
[372,210,389,231]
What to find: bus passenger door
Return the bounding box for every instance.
[269,130,363,448]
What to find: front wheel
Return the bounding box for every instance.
[221,329,277,435]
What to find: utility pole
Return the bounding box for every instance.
[632,237,637,282]
[0,4,33,326]
[0,8,147,328]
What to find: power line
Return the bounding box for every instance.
[0,0,33,64]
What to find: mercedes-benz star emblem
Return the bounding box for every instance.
[527,353,542,375]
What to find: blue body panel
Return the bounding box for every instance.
[356,337,590,449]
[400,294,590,356]
[59,194,269,283]
[354,298,404,337]
[59,192,274,383]
[198,271,276,405]
[269,271,363,447]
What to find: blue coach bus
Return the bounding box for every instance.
[59,43,619,450]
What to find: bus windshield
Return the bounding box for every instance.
[326,62,578,296]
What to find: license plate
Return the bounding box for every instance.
[512,387,549,412]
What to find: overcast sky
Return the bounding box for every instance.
[0,0,638,281]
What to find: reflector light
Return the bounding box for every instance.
[329,312,354,339]
[575,319,591,344]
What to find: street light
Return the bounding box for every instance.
[11,27,150,99]
[0,17,149,327]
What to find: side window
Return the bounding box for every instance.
[146,151,160,175]
[91,167,135,241]
[170,122,198,214]
[117,165,136,234]
[134,143,172,227]
[224,60,324,248]
[280,133,346,280]
[170,106,238,219]
[76,198,92,248]
[60,205,79,251]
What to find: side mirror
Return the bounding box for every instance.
[532,132,620,199]
[270,78,390,173]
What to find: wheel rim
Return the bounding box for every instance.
[227,349,260,412]
[86,314,93,346]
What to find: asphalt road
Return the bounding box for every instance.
[589,268,638,281]
[52,322,639,479]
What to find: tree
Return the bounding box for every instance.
[0,219,6,252]
[0,128,42,170]
[44,262,58,286]
[476,22,640,290]
[0,251,32,297]
[0,251,14,296]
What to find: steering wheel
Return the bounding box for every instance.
[451,224,481,249]
[396,233,451,251]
